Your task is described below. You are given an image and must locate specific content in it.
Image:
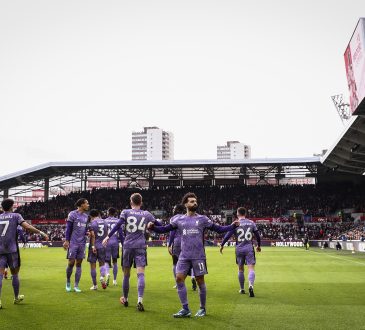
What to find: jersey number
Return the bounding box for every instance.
[97,225,105,237]
[237,228,252,242]
[0,221,9,237]
[107,223,115,235]
[126,216,146,233]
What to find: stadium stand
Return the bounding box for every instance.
[16,184,365,219]
[12,183,365,241]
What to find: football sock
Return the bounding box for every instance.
[248,270,255,287]
[100,265,105,278]
[137,273,145,299]
[91,268,97,286]
[173,265,176,280]
[198,283,206,309]
[238,271,245,290]
[123,274,130,299]
[12,274,20,298]
[66,265,73,283]
[113,263,118,280]
[75,266,82,287]
[104,263,110,276]
[177,282,188,309]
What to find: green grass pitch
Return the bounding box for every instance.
[0,246,365,329]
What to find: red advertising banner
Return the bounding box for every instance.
[31,219,66,224]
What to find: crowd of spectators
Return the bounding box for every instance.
[11,183,365,242]
[16,217,363,243]
[22,224,66,242]
[337,224,365,241]
[255,222,356,240]
[16,183,365,220]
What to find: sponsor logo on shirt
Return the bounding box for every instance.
[182,228,200,235]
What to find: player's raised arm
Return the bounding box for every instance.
[103,216,125,246]
[21,222,49,241]
[147,222,175,233]
[220,230,235,254]
[207,217,239,234]
[147,212,163,226]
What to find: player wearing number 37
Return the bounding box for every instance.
[147,192,239,318]
[102,193,161,312]
[220,207,261,297]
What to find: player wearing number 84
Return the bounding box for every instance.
[102,193,160,312]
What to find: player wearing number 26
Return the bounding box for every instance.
[220,207,261,297]
[148,192,239,318]
[102,193,160,312]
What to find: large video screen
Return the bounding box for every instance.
[344,18,365,114]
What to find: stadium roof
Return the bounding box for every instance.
[322,115,365,175]
[0,157,321,193]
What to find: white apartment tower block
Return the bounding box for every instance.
[217,141,251,160]
[132,127,174,160]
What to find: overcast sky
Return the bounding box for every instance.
[0,0,364,177]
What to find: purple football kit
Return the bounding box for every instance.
[222,218,259,266]
[221,217,261,295]
[107,208,159,302]
[152,213,237,314]
[155,214,236,275]
[66,210,89,260]
[0,212,25,269]
[104,217,120,261]
[171,215,210,277]
[170,214,236,276]
[87,218,108,263]
[108,209,158,268]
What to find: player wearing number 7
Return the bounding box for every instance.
[102,193,160,312]
[0,198,49,309]
[220,207,261,297]
[148,192,239,318]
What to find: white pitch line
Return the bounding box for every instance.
[311,249,365,266]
